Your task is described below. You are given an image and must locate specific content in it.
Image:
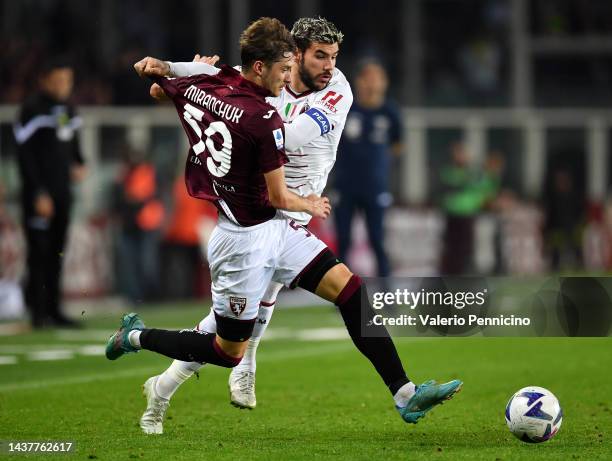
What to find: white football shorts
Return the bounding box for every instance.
[207,213,328,320]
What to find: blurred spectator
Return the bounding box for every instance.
[438,141,486,275]
[543,167,584,270]
[458,35,502,104]
[334,61,402,277]
[0,183,26,320]
[480,150,508,274]
[161,176,216,300]
[14,57,86,328]
[113,148,165,304]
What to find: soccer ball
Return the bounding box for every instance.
[505,386,563,443]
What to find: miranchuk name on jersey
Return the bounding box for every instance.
[154,66,288,226]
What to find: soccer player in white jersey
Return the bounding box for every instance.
[138,18,352,418]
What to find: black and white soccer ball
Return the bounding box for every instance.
[505,386,563,443]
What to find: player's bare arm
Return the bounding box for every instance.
[264,167,330,219]
[134,56,171,78]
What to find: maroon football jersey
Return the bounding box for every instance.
[155,66,288,226]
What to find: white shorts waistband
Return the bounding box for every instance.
[217,211,283,233]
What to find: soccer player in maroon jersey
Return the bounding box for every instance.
[106,17,462,434]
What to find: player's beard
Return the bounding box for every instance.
[298,61,328,92]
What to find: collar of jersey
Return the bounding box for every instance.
[284,85,315,99]
[218,65,272,98]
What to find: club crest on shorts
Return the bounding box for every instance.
[229,296,247,316]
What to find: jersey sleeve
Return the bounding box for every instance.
[168,61,221,78]
[284,79,353,151]
[251,111,289,174]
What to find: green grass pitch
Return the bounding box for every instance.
[0,302,610,460]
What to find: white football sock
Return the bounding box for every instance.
[234,305,273,372]
[128,330,142,349]
[197,308,217,334]
[253,302,275,338]
[155,360,204,400]
[393,382,416,408]
[152,310,217,400]
[235,336,261,372]
[234,283,281,372]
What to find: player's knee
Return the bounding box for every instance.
[214,336,247,367]
[216,336,248,357]
[212,312,254,367]
[294,248,342,295]
[334,272,362,308]
[315,263,354,302]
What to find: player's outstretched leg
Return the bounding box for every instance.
[331,272,463,423]
[106,311,253,432]
[229,282,282,409]
[296,254,463,424]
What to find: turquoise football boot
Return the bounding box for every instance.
[398,379,463,424]
[105,313,145,360]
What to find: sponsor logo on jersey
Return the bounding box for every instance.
[315,91,344,114]
[229,296,247,316]
[321,91,344,105]
[273,128,284,149]
[213,179,236,193]
[263,109,275,119]
[305,107,331,135]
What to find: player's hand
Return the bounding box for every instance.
[193,54,220,65]
[306,194,331,219]
[149,83,168,100]
[134,57,171,78]
[34,193,54,218]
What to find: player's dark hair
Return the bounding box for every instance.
[240,17,295,68]
[291,17,344,52]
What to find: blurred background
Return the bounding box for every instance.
[1,0,612,322]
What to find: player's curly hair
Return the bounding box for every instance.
[291,17,344,52]
[240,17,296,68]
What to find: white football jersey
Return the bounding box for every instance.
[168,62,353,225]
[268,68,352,224]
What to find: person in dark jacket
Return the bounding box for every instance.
[14,58,86,328]
[334,61,402,277]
